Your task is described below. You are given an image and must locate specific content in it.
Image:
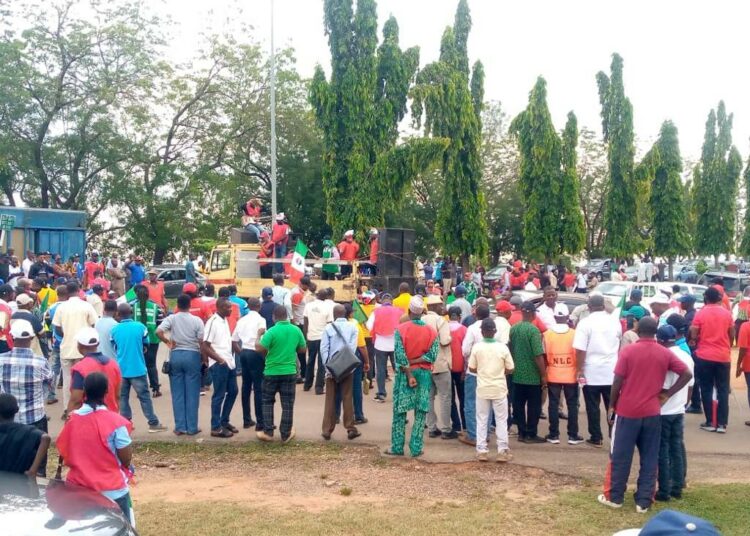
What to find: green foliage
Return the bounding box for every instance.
[693,101,742,259]
[577,128,609,256]
[649,121,691,263]
[411,0,488,263]
[510,78,584,261]
[597,53,638,257]
[740,158,750,257]
[310,0,444,241]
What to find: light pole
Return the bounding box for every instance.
[270,0,277,221]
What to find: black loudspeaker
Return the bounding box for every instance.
[230,228,258,244]
[371,276,417,296]
[376,228,415,277]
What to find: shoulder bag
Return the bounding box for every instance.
[325,322,360,382]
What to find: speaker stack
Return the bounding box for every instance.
[371,228,416,295]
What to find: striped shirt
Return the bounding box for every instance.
[0,347,53,424]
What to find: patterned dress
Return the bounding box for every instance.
[390,319,438,457]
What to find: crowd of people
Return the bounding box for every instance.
[2,246,748,521]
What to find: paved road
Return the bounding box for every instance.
[46,344,750,482]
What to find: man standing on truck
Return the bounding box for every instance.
[337,230,360,278]
[272,213,291,274]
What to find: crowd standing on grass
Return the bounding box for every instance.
[16,243,750,522]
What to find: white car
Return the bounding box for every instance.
[595,281,706,309]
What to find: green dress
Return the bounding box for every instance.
[390,319,438,457]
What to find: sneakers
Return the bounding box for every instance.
[597,494,622,509]
[496,450,513,463]
[524,435,546,444]
[347,430,361,440]
[699,422,717,432]
[568,435,585,445]
[148,423,168,433]
[636,505,649,514]
[373,395,386,403]
[586,439,603,448]
[441,431,459,440]
[476,451,489,462]
[685,406,702,414]
[716,425,727,434]
[354,417,369,425]
[428,429,442,438]
[256,430,274,442]
[211,427,233,438]
[545,435,560,444]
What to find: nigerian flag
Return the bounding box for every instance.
[616,292,627,317]
[289,240,308,283]
[352,300,368,324]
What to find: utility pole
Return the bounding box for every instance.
[270,0,277,221]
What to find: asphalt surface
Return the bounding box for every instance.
[46,343,750,482]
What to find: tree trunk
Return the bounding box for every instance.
[152,248,166,266]
[715,254,720,268]
[668,257,674,281]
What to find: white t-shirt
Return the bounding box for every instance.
[365,307,396,352]
[21,258,33,278]
[576,274,587,289]
[203,314,234,369]
[232,311,267,350]
[661,346,695,415]
[572,310,622,386]
[494,316,511,345]
[304,299,333,341]
[536,303,556,330]
[52,297,98,360]
[469,340,514,399]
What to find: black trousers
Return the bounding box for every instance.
[513,383,542,439]
[304,340,325,393]
[696,357,730,427]
[583,384,611,442]
[262,374,297,440]
[294,324,306,377]
[450,371,465,431]
[31,416,48,477]
[548,383,579,438]
[240,350,264,428]
[145,343,160,391]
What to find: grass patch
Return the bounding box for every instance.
[133,440,342,464]
[133,484,750,536]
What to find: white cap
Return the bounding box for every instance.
[553,303,570,316]
[10,320,35,339]
[344,230,354,237]
[275,212,285,221]
[651,293,670,305]
[369,228,378,235]
[409,295,425,314]
[16,294,34,306]
[75,327,100,346]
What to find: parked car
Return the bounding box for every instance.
[584,258,614,281]
[482,265,507,294]
[151,264,207,298]
[673,263,699,283]
[697,270,750,297]
[0,472,138,535]
[496,290,589,314]
[595,281,706,309]
[622,265,639,281]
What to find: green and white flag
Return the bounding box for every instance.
[289,241,308,283]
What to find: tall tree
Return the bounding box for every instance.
[577,128,609,256]
[693,101,743,264]
[740,158,750,258]
[411,0,488,265]
[559,112,586,256]
[597,53,638,258]
[310,0,445,240]
[649,121,690,278]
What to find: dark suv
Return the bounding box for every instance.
[151,264,206,298]
[697,270,750,297]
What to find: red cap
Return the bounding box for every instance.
[495,300,512,313]
[183,282,198,294]
[513,260,522,269]
[711,284,724,295]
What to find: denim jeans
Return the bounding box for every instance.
[450,371,465,431]
[375,349,392,398]
[47,346,61,401]
[464,374,477,440]
[120,375,160,426]
[336,362,365,421]
[210,363,238,430]
[657,414,685,498]
[244,223,262,241]
[745,373,750,409]
[696,357,730,426]
[168,349,202,434]
[240,349,265,428]
[274,244,287,273]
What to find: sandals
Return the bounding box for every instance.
[211,428,233,438]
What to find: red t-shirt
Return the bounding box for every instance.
[692,304,733,362]
[614,339,688,418]
[563,273,575,287]
[337,240,360,261]
[369,238,379,264]
[84,261,103,284]
[448,322,467,373]
[736,321,750,372]
[508,310,547,333]
[272,223,290,245]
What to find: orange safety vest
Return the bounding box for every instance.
[543,328,577,384]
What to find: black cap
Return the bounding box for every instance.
[0,284,13,297]
[520,301,536,313]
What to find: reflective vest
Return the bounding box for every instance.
[543,328,577,384]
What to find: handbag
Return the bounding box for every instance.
[325,322,360,382]
[162,360,172,375]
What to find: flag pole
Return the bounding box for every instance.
[270,0,278,222]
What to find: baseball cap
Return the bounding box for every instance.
[656,324,677,342]
[409,295,425,314]
[495,300,512,313]
[425,294,442,306]
[344,230,354,237]
[520,301,536,313]
[262,287,273,298]
[678,294,697,304]
[509,295,523,306]
[275,212,285,221]
[75,327,100,346]
[623,305,647,320]
[666,313,688,334]
[182,282,198,294]
[15,294,34,306]
[651,293,670,305]
[10,320,34,339]
[630,288,643,299]
[454,285,466,297]
[553,303,570,317]
[639,509,720,536]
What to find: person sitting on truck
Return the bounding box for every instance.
[337,230,360,278]
[258,232,274,279]
[241,198,263,242]
[272,213,291,274]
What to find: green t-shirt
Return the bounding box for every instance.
[509,321,544,385]
[260,320,306,376]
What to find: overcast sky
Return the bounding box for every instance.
[160,0,749,161]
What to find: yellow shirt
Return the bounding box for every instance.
[392,293,412,315]
[360,303,376,338]
[349,319,366,348]
[39,287,57,308]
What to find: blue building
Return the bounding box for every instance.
[0,207,86,261]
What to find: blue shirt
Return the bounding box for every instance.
[110,319,148,378]
[129,264,145,286]
[320,318,358,367]
[229,295,249,317]
[74,404,131,499]
[185,260,196,283]
[434,261,443,280]
[46,302,62,348]
[96,316,119,359]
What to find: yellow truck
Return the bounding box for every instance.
[205,242,360,300]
